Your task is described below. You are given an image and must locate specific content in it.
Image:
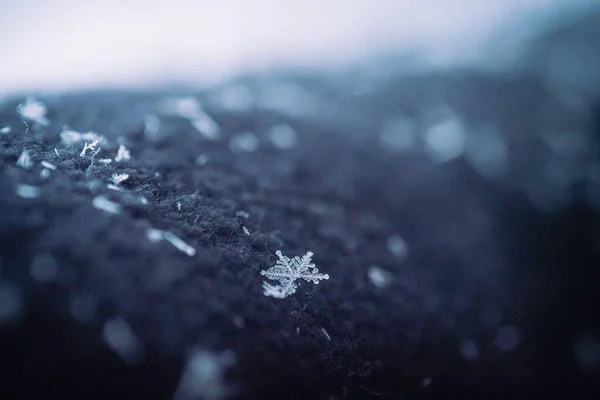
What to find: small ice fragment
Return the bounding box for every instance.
[102,317,144,364]
[60,130,104,145]
[111,173,129,185]
[230,132,259,153]
[268,125,297,149]
[115,144,131,162]
[192,113,220,140]
[163,232,196,257]
[40,161,56,170]
[0,126,11,134]
[242,226,250,235]
[387,235,408,259]
[98,158,113,165]
[146,228,164,242]
[195,154,209,165]
[424,113,466,163]
[40,169,51,178]
[236,210,249,219]
[18,98,49,125]
[107,184,124,191]
[16,184,40,198]
[92,196,121,214]
[367,266,393,288]
[80,140,99,157]
[321,327,331,341]
[16,150,34,169]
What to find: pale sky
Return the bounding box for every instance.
[0,0,596,93]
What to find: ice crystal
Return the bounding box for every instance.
[260,250,329,299]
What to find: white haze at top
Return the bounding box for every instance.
[0,0,597,94]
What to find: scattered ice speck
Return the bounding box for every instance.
[459,339,480,362]
[173,349,236,400]
[111,173,129,185]
[233,316,245,328]
[0,284,22,323]
[139,196,149,205]
[144,114,161,137]
[164,232,196,257]
[92,196,121,214]
[321,327,331,341]
[60,130,104,146]
[421,377,432,387]
[380,118,416,151]
[494,325,521,352]
[98,158,113,165]
[40,161,57,170]
[268,125,297,149]
[107,184,125,192]
[16,184,40,198]
[54,148,59,156]
[0,126,11,134]
[230,132,259,153]
[146,228,164,242]
[192,113,221,140]
[387,235,409,259]
[212,84,253,112]
[236,210,250,219]
[146,229,196,257]
[102,317,144,364]
[242,226,250,235]
[574,334,600,369]
[30,253,59,282]
[40,169,51,179]
[18,98,49,125]
[465,125,508,179]
[16,150,34,169]
[195,154,209,165]
[162,96,203,119]
[70,292,98,323]
[80,140,99,157]
[367,266,393,289]
[176,201,182,211]
[115,144,131,162]
[424,112,466,163]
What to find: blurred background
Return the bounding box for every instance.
[0,0,598,93]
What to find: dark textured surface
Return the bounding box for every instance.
[0,67,599,399]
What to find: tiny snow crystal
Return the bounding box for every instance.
[260,250,329,299]
[18,98,49,126]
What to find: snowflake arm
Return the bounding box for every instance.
[260,250,329,299]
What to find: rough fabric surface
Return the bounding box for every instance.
[0,71,599,399]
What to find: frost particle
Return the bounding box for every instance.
[146,229,196,257]
[111,173,129,185]
[16,184,40,198]
[41,161,57,170]
[115,144,131,162]
[236,210,250,219]
[92,196,121,214]
[367,266,393,288]
[98,158,113,165]
[80,140,99,157]
[102,317,144,364]
[321,327,331,341]
[387,235,409,259]
[0,126,11,133]
[242,226,250,235]
[40,169,51,179]
[16,150,34,169]
[192,114,221,140]
[107,184,125,191]
[60,130,104,146]
[54,148,59,156]
[18,98,49,126]
[268,125,297,149]
[176,201,182,211]
[230,132,259,153]
[195,154,209,165]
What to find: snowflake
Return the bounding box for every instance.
[260,250,329,299]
